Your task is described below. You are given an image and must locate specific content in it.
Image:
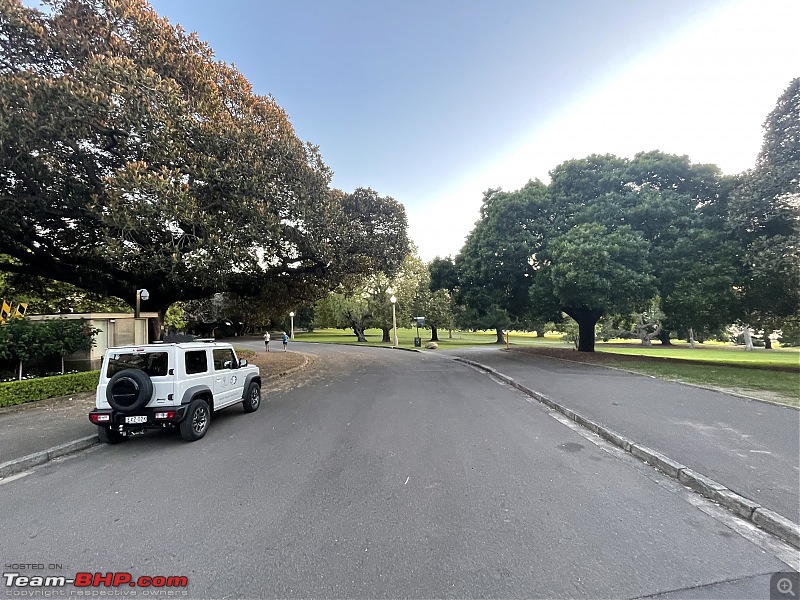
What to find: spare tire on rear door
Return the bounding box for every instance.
[106,368,153,413]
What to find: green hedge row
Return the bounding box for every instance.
[0,371,100,408]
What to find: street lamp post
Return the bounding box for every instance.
[289,311,295,340]
[390,295,398,347]
[135,288,149,319]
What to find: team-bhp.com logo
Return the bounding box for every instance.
[4,572,188,594]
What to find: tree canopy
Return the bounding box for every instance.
[726,78,800,347]
[455,182,552,342]
[454,150,733,351]
[0,0,408,337]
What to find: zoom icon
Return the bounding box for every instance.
[772,571,800,600]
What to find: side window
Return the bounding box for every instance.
[185,350,208,375]
[212,348,237,371]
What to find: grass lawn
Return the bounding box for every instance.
[294,328,509,349]
[602,359,800,408]
[591,343,798,407]
[593,343,800,368]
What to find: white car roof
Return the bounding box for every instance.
[107,341,233,352]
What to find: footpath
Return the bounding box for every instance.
[448,347,800,550]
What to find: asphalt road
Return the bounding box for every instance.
[0,343,795,599]
[448,346,800,522]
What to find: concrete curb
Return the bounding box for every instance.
[0,358,313,482]
[0,435,99,479]
[454,356,800,550]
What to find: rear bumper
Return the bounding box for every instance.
[89,406,189,429]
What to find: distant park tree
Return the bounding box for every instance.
[0,1,407,338]
[553,152,734,346]
[529,152,731,351]
[313,291,375,342]
[429,257,459,293]
[727,78,800,349]
[313,249,421,343]
[415,289,453,342]
[456,182,553,343]
[427,257,459,339]
[658,231,738,346]
[536,224,655,352]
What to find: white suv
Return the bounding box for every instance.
[89,340,261,443]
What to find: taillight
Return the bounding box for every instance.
[154,411,176,420]
[90,413,110,423]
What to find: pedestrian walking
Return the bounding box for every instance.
[263,331,270,352]
[282,331,288,351]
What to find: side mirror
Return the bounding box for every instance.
[239,358,248,367]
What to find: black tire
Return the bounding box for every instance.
[180,398,211,442]
[106,369,153,413]
[242,382,261,413]
[98,425,125,445]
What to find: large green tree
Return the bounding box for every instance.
[727,78,800,349]
[551,152,733,344]
[0,0,407,338]
[456,182,553,343]
[624,152,737,344]
[455,152,732,351]
[536,224,655,352]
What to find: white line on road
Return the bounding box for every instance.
[0,471,31,486]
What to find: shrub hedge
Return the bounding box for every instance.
[0,371,100,408]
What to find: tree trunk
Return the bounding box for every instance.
[18,360,23,381]
[688,328,695,349]
[61,355,65,374]
[430,326,439,342]
[764,336,773,350]
[742,326,754,351]
[536,330,545,338]
[381,326,391,343]
[656,329,672,345]
[494,327,504,344]
[148,306,168,342]
[448,328,453,339]
[566,307,603,352]
[352,324,367,343]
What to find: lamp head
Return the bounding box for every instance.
[137,288,150,301]
[390,295,396,304]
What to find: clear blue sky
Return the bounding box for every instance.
[146,1,799,259]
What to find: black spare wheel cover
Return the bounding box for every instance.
[106,368,154,412]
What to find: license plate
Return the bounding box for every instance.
[125,415,148,424]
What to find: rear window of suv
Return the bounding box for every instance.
[107,352,169,377]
